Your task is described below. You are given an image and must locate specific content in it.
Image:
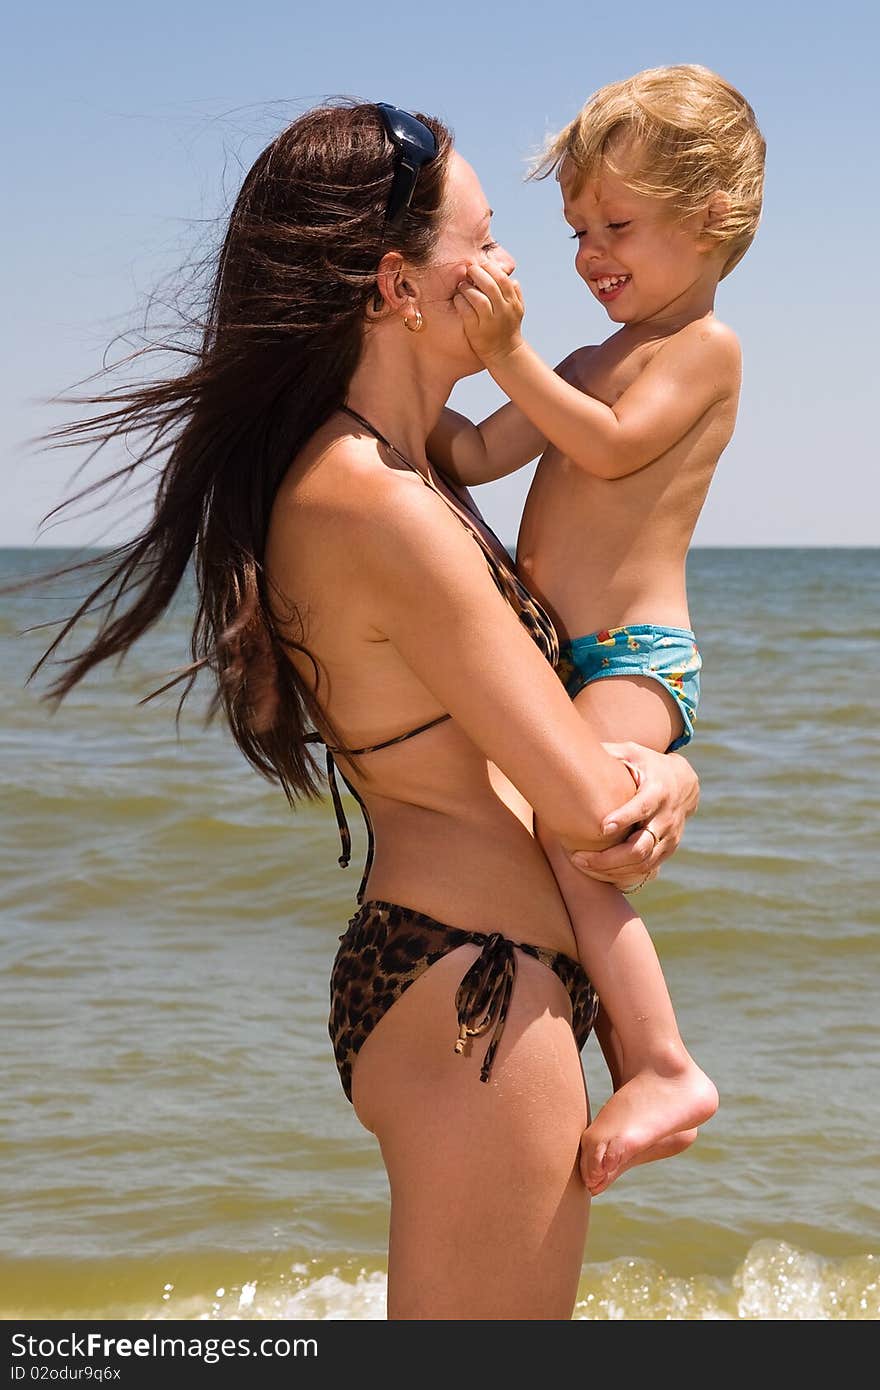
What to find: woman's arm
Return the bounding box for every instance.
[574,741,700,887]
[345,461,697,859]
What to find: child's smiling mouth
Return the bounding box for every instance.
[591,273,631,301]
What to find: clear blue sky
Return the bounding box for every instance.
[3,0,877,547]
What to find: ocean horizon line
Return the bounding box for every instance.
[2,541,877,554]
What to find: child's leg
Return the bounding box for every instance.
[575,670,682,1111]
[537,674,717,1195]
[538,835,714,1193]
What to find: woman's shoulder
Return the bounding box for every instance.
[271,422,465,558]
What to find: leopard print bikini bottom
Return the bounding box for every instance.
[329,898,599,1103]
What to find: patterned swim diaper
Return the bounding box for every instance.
[556,623,702,752]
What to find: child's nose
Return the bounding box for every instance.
[577,236,607,271]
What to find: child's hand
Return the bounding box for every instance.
[453,261,524,364]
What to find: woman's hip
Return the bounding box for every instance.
[329,897,599,1117]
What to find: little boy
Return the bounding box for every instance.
[429,65,765,1194]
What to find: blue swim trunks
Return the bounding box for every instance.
[556,624,702,752]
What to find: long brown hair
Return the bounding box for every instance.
[25,99,453,804]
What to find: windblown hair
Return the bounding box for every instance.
[532,64,766,277]
[26,100,453,803]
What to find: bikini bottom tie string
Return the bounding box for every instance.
[453,932,517,1084]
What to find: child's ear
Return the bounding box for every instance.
[696,191,732,259]
[704,190,732,232]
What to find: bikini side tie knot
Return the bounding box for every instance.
[453,931,519,1084]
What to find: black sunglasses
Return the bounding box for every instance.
[376,102,438,227]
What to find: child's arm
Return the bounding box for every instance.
[426,401,543,488]
[427,350,583,487]
[455,262,742,480]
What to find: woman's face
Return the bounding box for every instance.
[412,152,515,375]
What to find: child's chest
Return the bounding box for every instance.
[568,337,663,405]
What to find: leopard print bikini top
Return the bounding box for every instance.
[305,405,559,903]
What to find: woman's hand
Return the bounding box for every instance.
[453,261,525,364]
[569,742,700,890]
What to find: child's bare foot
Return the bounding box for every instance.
[600,1126,699,1182]
[580,1057,718,1196]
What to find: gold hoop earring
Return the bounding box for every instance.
[403,310,424,333]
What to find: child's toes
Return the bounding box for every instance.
[601,1136,628,1182]
[587,1171,613,1197]
[584,1139,627,1197]
[580,1133,608,1190]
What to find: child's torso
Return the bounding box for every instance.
[517,330,739,640]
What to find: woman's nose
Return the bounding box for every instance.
[493,244,516,276]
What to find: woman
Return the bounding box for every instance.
[31,101,699,1320]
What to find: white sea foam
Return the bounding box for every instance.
[138,1242,879,1322]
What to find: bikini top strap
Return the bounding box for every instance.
[306,712,452,759]
[339,404,512,579]
[340,404,398,456]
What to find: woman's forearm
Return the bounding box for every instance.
[568,744,700,886]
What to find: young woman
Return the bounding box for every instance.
[30,101,699,1320]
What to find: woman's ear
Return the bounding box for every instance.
[370,250,413,320]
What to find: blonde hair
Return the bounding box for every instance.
[533,64,766,278]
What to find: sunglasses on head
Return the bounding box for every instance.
[375,102,438,227]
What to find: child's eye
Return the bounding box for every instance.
[608,221,631,231]
[569,230,586,240]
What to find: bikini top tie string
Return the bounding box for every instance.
[304,716,450,904]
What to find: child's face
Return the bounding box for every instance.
[560,156,714,325]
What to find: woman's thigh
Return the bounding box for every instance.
[352,944,591,1320]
